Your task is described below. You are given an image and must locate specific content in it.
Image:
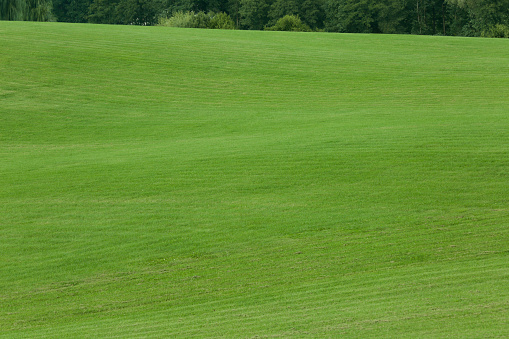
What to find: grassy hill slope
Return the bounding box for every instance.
[1,22,509,337]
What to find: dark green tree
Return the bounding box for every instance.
[446,0,469,35]
[25,0,53,21]
[226,0,241,27]
[1,0,26,20]
[325,0,413,34]
[1,0,54,21]
[299,0,325,29]
[53,0,92,22]
[239,0,270,29]
[161,0,227,15]
[87,0,119,23]
[267,0,324,30]
[373,0,411,34]
[324,0,375,33]
[116,0,164,25]
[161,0,193,15]
[267,0,298,26]
[414,0,452,35]
[462,0,509,35]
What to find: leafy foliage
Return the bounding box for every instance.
[1,0,26,20]
[1,0,53,21]
[25,0,54,21]
[239,0,269,30]
[324,0,374,33]
[3,0,509,38]
[158,10,196,27]
[267,0,299,26]
[53,0,92,23]
[266,0,324,29]
[159,10,235,29]
[87,0,163,25]
[265,14,311,31]
[87,0,118,24]
[484,23,509,38]
[209,11,235,29]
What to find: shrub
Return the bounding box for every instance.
[159,11,195,28]
[209,12,236,30]
[265,15,311,32]
[159,11,236,30]
[483,24,509,38]
[193,11,210,29]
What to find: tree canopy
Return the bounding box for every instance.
[1,0,509,37]
[1,0,53,21]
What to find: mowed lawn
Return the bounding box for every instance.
[1,21,508,337]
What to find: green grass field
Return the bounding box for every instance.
[1,21,509,337]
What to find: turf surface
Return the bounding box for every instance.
[1,21,509,337]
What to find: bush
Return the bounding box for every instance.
[159,11,236,30]
[209,12,236,30]
[159,11,195,28]
[265,15,311,32]
[193,11,210,29]
[483,24,509,38]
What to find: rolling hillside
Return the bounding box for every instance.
[1,21,509,337]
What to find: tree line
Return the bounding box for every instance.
[2,0,509,37]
